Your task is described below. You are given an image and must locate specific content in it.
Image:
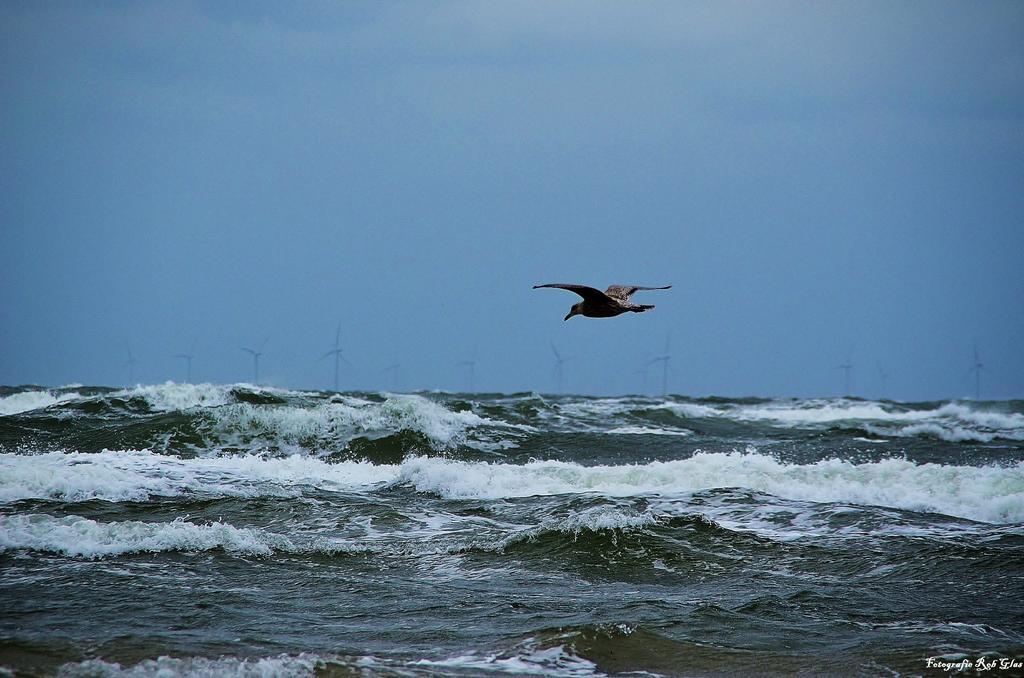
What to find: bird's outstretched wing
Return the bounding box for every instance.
[604,285,671,302]
[532,283,609,303]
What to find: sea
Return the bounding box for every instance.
[1,383,1022,677]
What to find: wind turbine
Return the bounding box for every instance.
[647,333,672,396]
[456,345,477,393]
[321,323,349,392]
[173,341,196,383]
[550,341,570,393]
[834,347,854,396]
[124,343,139,385]
[240,337,268,385]
[877,364,889,400]
[968,346,985,400]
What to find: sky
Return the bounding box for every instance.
[1,1,1022,400]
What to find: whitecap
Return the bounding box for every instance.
[397,452,1024,524]
[0,514,295,558]
[412,645,600,677]
[499,506,661,548]
[5,449,1021,525]
[0,390,80,416]
[606,426,690,436]
[723,399,1024,442]
[205,393,530,451]
[0,450,397,504]
[113,382,234,411]
[58,653,328,677]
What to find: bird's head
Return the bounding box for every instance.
[564,303,582,321]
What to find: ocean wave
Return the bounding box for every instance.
[58,654,329,677]
[204,393,529,452]
[412,645,599,677]
[546,397,1024,442]
[654,401,723,418]
[397,453,1024,524]
[499,506,662,549]
[0,514,298,558]
[4,449,1022,524]
[555,398,718,421]
[59,649,600,678]
[0,390,80,416]
[112,382,235,411]
[730,400,1024,441]
[864,422,1005,443]
[0,387,530,456]
[605,426,690,436]
[0,450,396,503]
[732,400,919,424]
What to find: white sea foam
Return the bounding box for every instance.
[862,403,1024,442]
[397,453,1024,524]
[732,400,918,424]
[868,422,997,443]
[115,382,234,411]
[553,399,634,418]
[4,449,1021,524]
[559,398,718,421]
[0,514,296,558]
[500,506,661,549]
[655,401,722,418]
[58,653,328,677]
[606,425,689,436]
[0,390,80,416]
[728,400,1024,442]
[940,403,1024,429]
[0,450,397,503]
[207,393,528,450]
[543,397,1024,442]
[413,645,600,677]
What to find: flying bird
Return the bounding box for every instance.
[533,283,671,320]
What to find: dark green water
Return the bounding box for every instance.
[1,384,1022,676]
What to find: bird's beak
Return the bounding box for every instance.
[564,311,573,321]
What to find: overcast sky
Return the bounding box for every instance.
[2,1,1022,400]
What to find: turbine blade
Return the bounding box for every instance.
[550,342,561,361]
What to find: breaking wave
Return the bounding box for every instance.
[202,393,526,452]
[58,648,600,678]
[498,506,663,550]
[0,450,395,503]
[0,514,298,558]
[57,654,330,677]
[727,399,1024,442]
[112,382,236,411]
[0,389,80,416]
[2,386,1021,449]
[4,449,1021,524]
[396,453,1024,524]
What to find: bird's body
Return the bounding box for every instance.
[533,283,671,320]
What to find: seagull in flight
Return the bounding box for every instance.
[533,283,671,320]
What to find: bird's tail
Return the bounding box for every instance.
[632,305,655,313]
